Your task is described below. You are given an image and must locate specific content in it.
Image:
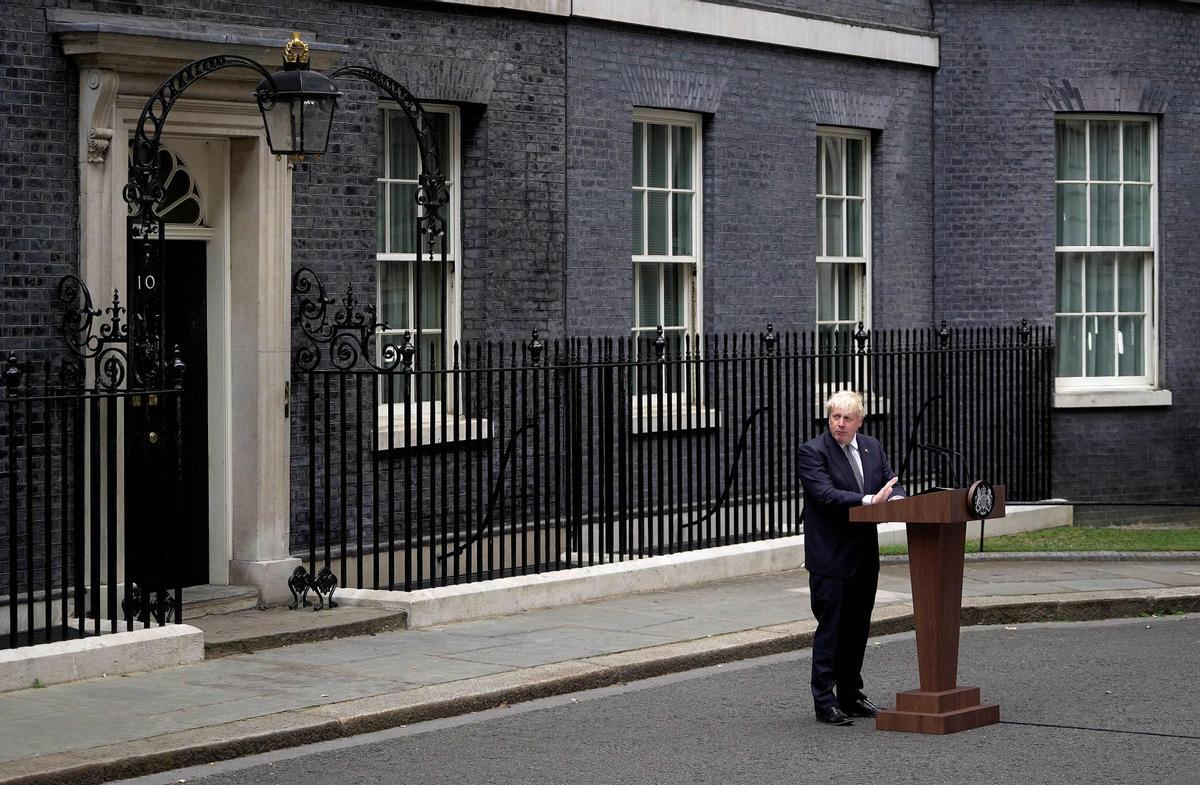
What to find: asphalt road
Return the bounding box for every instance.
[120,615,1200,785]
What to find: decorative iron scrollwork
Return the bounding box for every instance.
[293,268,398,371]
[327,65,450,243]
[287,565,339,611]
[56,275,129,390]
[122,583,179,625]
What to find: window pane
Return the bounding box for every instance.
[647,124,668,188]
[377,181,386,251]
[824,199,844,256]
[823,137,844,196]
[1085,253,1115,312]
[647,191,669,255]
[846,200,863,257]
[846,138,863,197]
[416,339,444,401]
[632,191,644,255]
[672,193,692,256]
[1056,316,1082,377]
[663,264,684,328]
[388,112,418,180]
[1056,120,1086,180]
[418,259,443,330]
[1117,252,1144,311]
[835,264,859,321]
[1056,252,1084,312]
[377,112,387,178]
[637,264,660,327]
[1086,316,1116,377]
[1056,184,1086,246]
[815,138,823,193]
[633,123,644,187]
[672,125,693,189]
[816,263,834,321]
[815,199,823,257]
[1089,184,1120,245]
[426,112,450,178]
[1123,184,1150,246]
[1089,120,1120,181]
[1118,315,1144,376]
[389,182,417,254]
[380,260,409,330]
[1123,122,1150,182]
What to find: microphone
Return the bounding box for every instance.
[917,443,973,489]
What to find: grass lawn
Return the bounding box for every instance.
[878,525,1200,556]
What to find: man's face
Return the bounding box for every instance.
[828,405,863,446]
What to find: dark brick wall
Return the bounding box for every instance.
[711,0,933,30]
[0,2,78,365]
[565,19,935,337]
[931,0,1200,502]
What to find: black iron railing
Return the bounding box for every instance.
[291,273,1054,595]
[1,277,186,650]
[1,358,185,649]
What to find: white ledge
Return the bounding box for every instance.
[427,0,938,67]
[1054,388,1173,409]
[572,0,938,67]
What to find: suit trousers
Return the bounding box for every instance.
[808,560,879,707]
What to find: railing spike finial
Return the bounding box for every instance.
[528,329,544,364]
[853,321,869,353]
[654,325,666,361]
[401,329,416,371]
[3,352,20,397]
[763,322,777,354]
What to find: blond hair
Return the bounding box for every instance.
[824,389,865,418]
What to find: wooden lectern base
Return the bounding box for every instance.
[875,686,999,735]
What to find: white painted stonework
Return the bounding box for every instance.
[428,0,939,67]
[0,625,204,693]
[54,14,331,597]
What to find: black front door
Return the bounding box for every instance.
[162,240,209,586]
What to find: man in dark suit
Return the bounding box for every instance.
[798,390,904,726]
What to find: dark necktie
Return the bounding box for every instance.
[843,443,864,493]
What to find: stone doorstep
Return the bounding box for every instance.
[3,594,1197,785]
[193,606,408,658]
[180,585,261,620]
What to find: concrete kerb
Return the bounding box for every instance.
[5,589,1199,785]
[0,625,203,694]
[332,535,809,628]
[330,503,1070,628]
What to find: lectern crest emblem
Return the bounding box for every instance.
[968,481,995,519]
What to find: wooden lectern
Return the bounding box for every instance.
[850,484,1005,734]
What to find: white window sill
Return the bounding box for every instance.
[1054,388,1172,409]
[375,405,490,448]
[631,400,721,434]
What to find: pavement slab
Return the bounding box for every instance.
[0,556,1198,785]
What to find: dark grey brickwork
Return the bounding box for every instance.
[565,19,935,337]
[0,2,78,364]
[711,0,934,31]
[931,0,1200,502]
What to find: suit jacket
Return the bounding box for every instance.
[798,430,905,579]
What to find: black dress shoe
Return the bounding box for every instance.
[815,704,855,726]
[839,696,881,718]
